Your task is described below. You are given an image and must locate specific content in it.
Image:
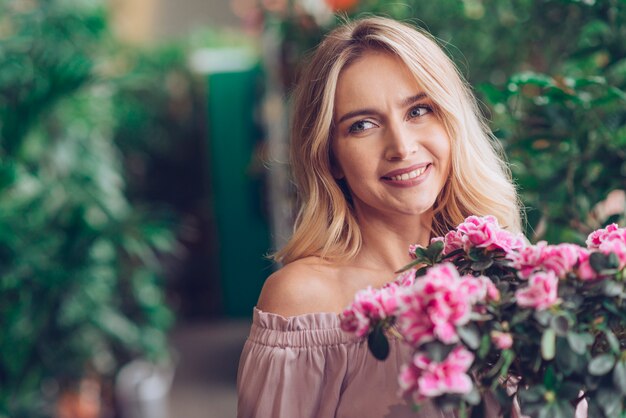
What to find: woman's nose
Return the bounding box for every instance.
[383,123,418,161]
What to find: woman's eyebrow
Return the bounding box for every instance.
[400,92,428,107]
[337,108,381,125]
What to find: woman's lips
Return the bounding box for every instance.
[381,163,432,187]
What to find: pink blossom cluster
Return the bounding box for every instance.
[340,217,626,408]
[515,271,560,311]
[395,264,498,346]
[490,331,513,350]
[340,284,401,338]
[510,242,581,279]
[586,223,626,270]
[509,224,626,300]
[442,215,526,256]
[398,346,474,401]
[390,268,418,288]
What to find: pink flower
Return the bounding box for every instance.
[431,236,445,245]
[490,331,513,350]
[399,346,474,401]
[443,229,464,256]
[586,223,620,249]
[515,271,559,311]
[542,243,582,278]
[408,244,422,259]
[452,215,526,255]
[493,229,527,253]
[390,268,417,288]
[457,215,499,251]
[578,224,626,278]
[598,236,626,270]
[340,287,385,337]
[376,285,401,317]
[396,264,478,345]
[339,307,370,337]
[340,281,406,337]
[510,244,545,279]
[511,242,582,279]
[459,275,500,304]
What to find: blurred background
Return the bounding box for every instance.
[0,0,625,417]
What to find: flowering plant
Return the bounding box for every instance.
[340,216,626,418]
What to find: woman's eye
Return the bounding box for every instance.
[348,120,376,133]
[408,105,432,119]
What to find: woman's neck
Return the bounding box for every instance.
[351,210,433,275]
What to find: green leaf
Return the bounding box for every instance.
[605,329,621,354]
[442,248,465,260]
[542,328,556,360]
[590,252,609,273]
[458,323,480,350]
[517,385,544,403]
[426,240,444,261]
[468,247,484,262]
[478,333,491,359]
[471,259,494,271]
[550,315,570,336]
[534,310,552,326]
[544,365,557,390]
[601,280,623,296]
[511,309,532,326]
[588,354,616,376]
[510,72,553,88]
[607,252,620,269]
[566,332,592,355]
[414,246,428,260]
[613,360,626,396]
[462,385,481,406]
[424,341,454,362]
[458,401,468,418]
[367,322,389,361]
[596,388,623,417]
[556,337,587,376]
[538,401,575,418]
[518,385,545,416]
[556,381,582,401]
[93,308,140,348]
[499,350,515,379]
[585,374,602,391]
[586,397,605,418]
[396,258,424,273]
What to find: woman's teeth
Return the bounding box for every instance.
[389,165,428,181]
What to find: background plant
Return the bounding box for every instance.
[0,1,191,416]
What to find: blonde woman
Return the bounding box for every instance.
[237,17,521,418]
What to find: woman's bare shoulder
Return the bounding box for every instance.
[256,256,344,317]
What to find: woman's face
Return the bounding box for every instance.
[332,50,451,221]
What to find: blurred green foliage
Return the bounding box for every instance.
[263,0,626,243]
[0,1,187,416]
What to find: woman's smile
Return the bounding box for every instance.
[381,163,432,187]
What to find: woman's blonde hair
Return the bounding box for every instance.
[274,16,522,265]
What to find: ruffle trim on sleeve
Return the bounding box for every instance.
[248,307,361,348]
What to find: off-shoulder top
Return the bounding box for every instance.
[236,308,504,418]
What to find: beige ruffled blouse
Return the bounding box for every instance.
[236,308,505,418]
